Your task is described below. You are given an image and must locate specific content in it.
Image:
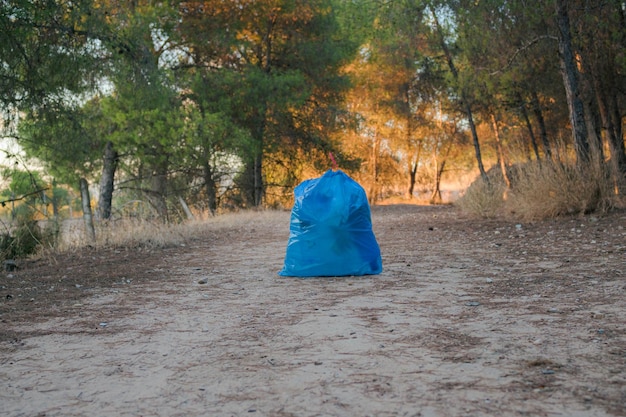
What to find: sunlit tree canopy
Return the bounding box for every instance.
[0,0,624,221]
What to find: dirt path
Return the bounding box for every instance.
[1,205,625,416]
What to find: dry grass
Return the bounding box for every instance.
[457,160,624,220]
[51,209,289,253]
[33,159,625,256]
[455,173,507,218]
[505,162,618,219]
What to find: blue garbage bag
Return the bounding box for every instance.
[279,170,383,277]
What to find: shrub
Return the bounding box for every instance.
[455,169,507,218]
[0,219,42,260]
[457,160,621,220]
[505,162,616,220]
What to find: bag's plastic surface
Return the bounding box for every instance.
[279,170,382,277]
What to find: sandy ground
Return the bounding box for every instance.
[1,204,625,417]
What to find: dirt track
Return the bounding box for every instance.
[1,205,625,416]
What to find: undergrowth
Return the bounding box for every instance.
[457,160,624,220]
[50,210,288,253]
[1,209,59,260]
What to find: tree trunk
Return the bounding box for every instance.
[408,161,418,199]
[149,156,169,221]
[52,194,59,219]
[97,141,118,220]
[491,114,512,195]
[406,116,416,199]
[202,160,218,216]
[580,69,604,163]
[248,18,274,209]
[518,93,541,161]
[592,67,626,175]
[465,104,488,181]
[253,152,263,207]
[607,91,626,174]
[79,178,96,243]
[555,0,590,163]
[369,130,380,205]
[430,5,487,181]
[178,196,194,220]
[150,173,168,221]
[531,91,552,160]
[10,191,15,220]
[406,114,422,199]
[429,159,445,204]
[247,116,266,208]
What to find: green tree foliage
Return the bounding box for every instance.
[18,103,101,185]
[0,168,45,259]
[177,86,254,214]
[0,0,99,110]
[1,0,624,222]
[179,0,358,207]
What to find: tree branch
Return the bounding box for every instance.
[490,35,558,75]
[0,188,49,207]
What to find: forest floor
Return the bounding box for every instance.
[1,204,625,417]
